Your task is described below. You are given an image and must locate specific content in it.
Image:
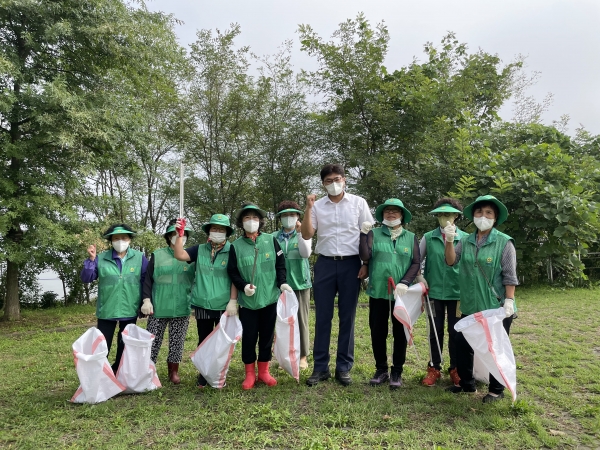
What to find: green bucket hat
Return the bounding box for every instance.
[428,203,463,215]
[164,223,192,237]
[463,195,509,226]
[375,198,412,224]
[103,226,136,238]
[201,214,234,236]
[275,208,303,216]
[234,204,267,223]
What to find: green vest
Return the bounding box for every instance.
[190,242,233,311]
[96,249,143,319]
[458,228,518,315]
[233,233,280,310]
[367,227,415,299]
[151,247,195,318]
[423,227,466,300]
[272,230,312,291]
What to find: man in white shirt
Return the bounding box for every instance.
[301,164,374,386]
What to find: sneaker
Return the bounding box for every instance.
[482,392,505,403]
[196,373,207,388]
[422,366,441,386]
[306,370,331,386]
[449,367,461,386]
[369,369,389,386]
[446,384,476,394]
[389,372,402,390]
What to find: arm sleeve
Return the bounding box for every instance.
[274,238,287,288]
[419,236,427,265]
[310,204,318,232]
[140,255,149,300]
[80,258,98,283]
[359,230,373,262]
[501,241,519,286]
[185,244,199,263]
[142,255,155,300]
[358,198,375,225]
[226,245,248,291]
[447,241,463,266]
[298,236,312,258]
[400,235,421,285]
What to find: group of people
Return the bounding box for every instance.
[81,163,517,403]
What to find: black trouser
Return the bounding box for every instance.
[369,297,407,375]
[238,302,277,364]
[456,315,513,394]
[97,318,137,371]
[196,317,220,347]
[426,298,460,370]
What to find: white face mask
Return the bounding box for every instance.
[209,232,226,244]
[243,220,259,233]
[474,216,495,231]
[281,216,297,230]
[171,235,187,246]
[112,240,129,253]
[383,218,402,227]
[325,181,344,196]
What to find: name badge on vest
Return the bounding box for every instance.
[221,260,227,266]
[265,252,271,260]
[183,266,188,271]
[403,247,409,254]
[130,267,135,272]
[486,257,493,266]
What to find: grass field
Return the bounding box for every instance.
[0,286,599,449]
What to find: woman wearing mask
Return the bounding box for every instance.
[419,198,467,387]
[359,199,420,389]
[80,224,148,373]
[444,195,518,403]
[173,214,237,388]
[142,220,195,385]
[273,201,313,370]
[227,203,289,390]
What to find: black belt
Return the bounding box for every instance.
[319,254,359,260]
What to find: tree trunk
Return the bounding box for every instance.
[61,276,68,306]
[3,260,20,321]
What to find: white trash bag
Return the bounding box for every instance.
[71,327,125,404]
[454,307,517,401]
[115,324,161,394]
[274,290,300,381]
[393,282,426,345]
[190,313,242,388]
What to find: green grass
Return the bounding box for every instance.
[1,286,599,449]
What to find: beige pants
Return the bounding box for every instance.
[295,288,311,357]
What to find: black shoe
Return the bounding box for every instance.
[306,370,331,386]
[446,384,477,394]
[197,373,207,388]
[389,372,403,390]
[369,369,389,386]
[482,392,505,403]
[334,370,352,386]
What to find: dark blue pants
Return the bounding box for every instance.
[312,255,361,372]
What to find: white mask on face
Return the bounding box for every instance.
[325,181,344,196]
[243,220,259,233]
[171,235,187,246]
[281,216,297,230]
[209,232,226,244]
[112,240,129,253]
[474,216,494,231]
[383,218,402,227]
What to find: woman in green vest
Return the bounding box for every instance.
[227,203,289,390]
[142,219,195,385]
[444,195,518,403]
[80,224,148,373]
[273,200,313,370]
[359,199,420,390]
[173,214,237,388]
[419,198,467,387]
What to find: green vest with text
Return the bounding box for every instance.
[190,242,232,311]
[423,227,466,300]
[151,247,195,318]
[272,230,312,291]
[96,249,143,319]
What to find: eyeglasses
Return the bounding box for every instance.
[323,176,343,185]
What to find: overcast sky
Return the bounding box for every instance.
[145,0,599,135]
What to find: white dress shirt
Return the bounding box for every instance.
[310,192,374,256]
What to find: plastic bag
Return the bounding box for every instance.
[190,313,242,388]
[274,290,300,381]
[71,327,125,404]
[454,307,517,401]
[393,282,426,345]
[115,324,161,393]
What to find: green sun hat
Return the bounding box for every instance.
[234,204,267,223]
[375,198,412,224]
[201,214,234,236]
[103,226,137,238]
[164,223,192,237]
[428,203,463,215]
[275,208,303,216]
[463,195,509,225]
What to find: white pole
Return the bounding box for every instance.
[179,163,184,218]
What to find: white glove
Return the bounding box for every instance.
[415,274,428,290]
[280,283,293,292]
[244,284,256,296]
[141,298,153,315]
[226,299,238,316]
[443,221,457,243]
[360,221,372,234]
[504,298,515,317]
[394,283,408,298]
